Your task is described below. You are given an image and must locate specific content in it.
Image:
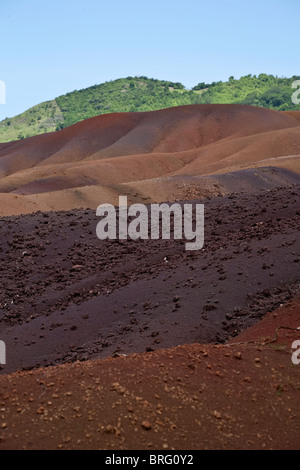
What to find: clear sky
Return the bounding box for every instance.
[0,0,299,120]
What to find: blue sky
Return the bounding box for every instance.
[0,0,299,120]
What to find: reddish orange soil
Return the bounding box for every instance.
[0,104,299,450]
[0,104,299,216]
[0,297,299,450]
[284,110,300,121]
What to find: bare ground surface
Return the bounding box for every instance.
[0,297,299,450]
[0,105,300,450]
[0,184,299,375]
[0,104,299,216]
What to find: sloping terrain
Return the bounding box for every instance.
[0,104,299,216]
[0,184,299,374]
[0,296,299,450]
[1,74,299,143]
[0,103,300,450]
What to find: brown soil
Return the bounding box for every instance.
[0,105,299,216]
[0,296,299,450]
[0,184,299,374]
[0,104,299,450]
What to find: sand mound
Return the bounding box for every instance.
[1,112,299,449]
[0,105,299,215]
[0,166,298,216]
[283,110,300,121]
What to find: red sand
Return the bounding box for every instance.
[0,297,299,450]
[0,104,299,216]
[0,105,299,450]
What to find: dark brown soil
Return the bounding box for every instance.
[0,184,299,375]
[0,105,299,450]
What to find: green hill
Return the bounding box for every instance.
[0,74,299,143]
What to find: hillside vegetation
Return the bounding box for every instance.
[0,74,299,143]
